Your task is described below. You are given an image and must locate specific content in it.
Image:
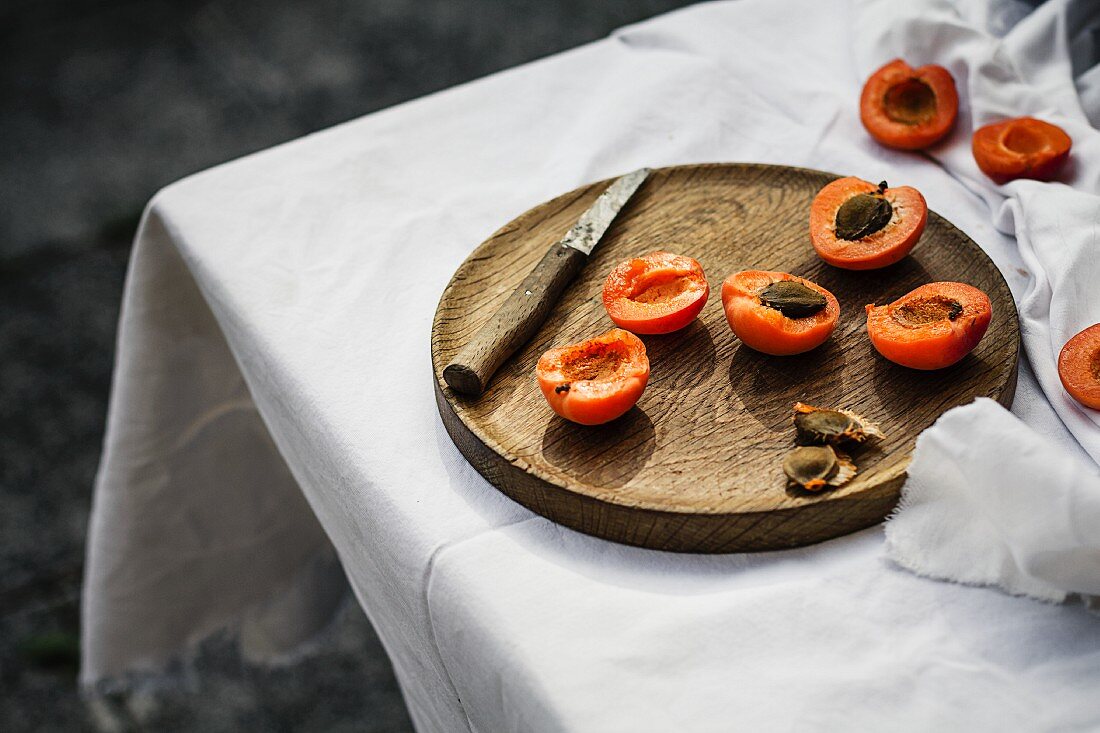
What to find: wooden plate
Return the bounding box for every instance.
[432,163,1018,553]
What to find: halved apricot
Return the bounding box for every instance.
[860,59,958,150]
[1057,324,1100,410]
[865,282,991,370]
[810,177,927,270]
[722,271,840,356]
[536,328,649,425]
[972,117,1071,183]
[602,251,709,334]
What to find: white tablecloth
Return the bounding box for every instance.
[84,0,1100,730]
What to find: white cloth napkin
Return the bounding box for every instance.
[853,0,1100,604]
[888,398,1100,603]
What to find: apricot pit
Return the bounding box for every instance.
[783,445,856,492]
[758,281,827,318]
[834,182,892,241]
[792,403,884,446]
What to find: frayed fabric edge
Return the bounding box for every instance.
[882,537,1068,603]
[883,549,1100,615]
[883,400,1100,615]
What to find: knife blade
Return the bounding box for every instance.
[443,167,651,396]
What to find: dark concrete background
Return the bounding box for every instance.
[0,0,697,730]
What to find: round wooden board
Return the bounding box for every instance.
[432,163,1019,553]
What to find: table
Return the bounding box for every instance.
[83,1,1100,730]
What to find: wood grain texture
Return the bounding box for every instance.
[432,163,1019,553]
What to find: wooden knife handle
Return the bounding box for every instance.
[443,243,588,396]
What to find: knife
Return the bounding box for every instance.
[443,167,652,397]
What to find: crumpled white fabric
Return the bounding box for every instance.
[853,0,1100,603]
[83,0,1100,730]
[889,398,1100,602]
